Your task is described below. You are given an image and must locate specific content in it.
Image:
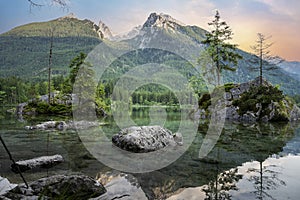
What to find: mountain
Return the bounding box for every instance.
[0,14,112,79]
[143,12,186,29]
[278,61,300,80]
[0,12,300,95]
[1,13,107,39]
[111,25,142,41]
[98,20,113,39]
[96,12,300,95]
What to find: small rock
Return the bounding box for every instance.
[173,132,183,145]
[223,92,232,100]
[229,88,241,99]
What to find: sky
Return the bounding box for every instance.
[1,0,299,61]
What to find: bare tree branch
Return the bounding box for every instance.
[27,0,68,10]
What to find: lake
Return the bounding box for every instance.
[1,107,300,199]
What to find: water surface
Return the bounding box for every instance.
[1,108,300,199]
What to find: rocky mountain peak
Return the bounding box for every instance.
[58,13,77,20]
[143,12,185,29]
[98,20,113,39]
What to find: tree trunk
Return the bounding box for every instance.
[48,30,53,104]
[259,40,263,85]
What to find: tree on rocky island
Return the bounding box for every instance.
[200,10,242,86]
[250,33,283,85]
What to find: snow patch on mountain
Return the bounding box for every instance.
[111,25,142,41]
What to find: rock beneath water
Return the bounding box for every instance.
[11,154,64,173]
[95,171,147,200]
[112,126,181,153]
[25,120,102,130]
[3,174,106,200]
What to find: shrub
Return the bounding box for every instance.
[198,93,211,109]
[235,85,285,116]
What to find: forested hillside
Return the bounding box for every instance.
[0,15,102,78]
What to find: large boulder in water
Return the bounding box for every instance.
[112,126,182,153]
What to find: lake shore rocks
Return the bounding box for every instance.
[112,126,182,153]
[1,174,106,200]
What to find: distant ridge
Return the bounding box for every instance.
[1,14,112,39]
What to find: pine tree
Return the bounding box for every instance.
[201,10,242,85]
[250,33,282,85]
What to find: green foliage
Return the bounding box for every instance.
[224,83,235,92]
[198,93,211,110]
[232,85,285,116]
[292,95,300,107]
[52,75,65,91]
[0,91,7,104]
[69,52,87,85]
[201,10,242,85]
[0,36,100,78]
[189,75,208,95]
[25,101,71,115]
[0,76,30,104]
[130,84,179,106]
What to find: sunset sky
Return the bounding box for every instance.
[1,0,299,61]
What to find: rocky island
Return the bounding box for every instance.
[196,77,300,123]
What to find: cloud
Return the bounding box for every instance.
[257,0,300,20]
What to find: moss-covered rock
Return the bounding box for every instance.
[197,77,300,123]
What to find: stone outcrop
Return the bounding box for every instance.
[11,155,63,173]
[196,77,300,123]
[112,126,182,153]
[2,174,106,200]
[25,120,102,130]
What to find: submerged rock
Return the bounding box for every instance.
[95,171,147,200]
[3,174,106,200]
[25,120,102,130]
[11,154,64,173]
[112,126,181,153]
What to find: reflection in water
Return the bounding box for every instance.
[230,155,300,200]
[1,109,300,199]
[246,160,286,200]
[133,120,298,199]
[202,167,242,200]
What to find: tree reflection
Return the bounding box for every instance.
[202,149,243,200]
[247,160,286,200]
